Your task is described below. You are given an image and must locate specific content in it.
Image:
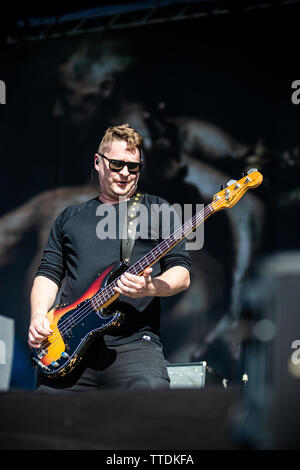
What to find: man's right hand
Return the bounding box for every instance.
[28,313,52,348]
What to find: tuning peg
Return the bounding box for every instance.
[226,179,237,186]
[242,172,245,177]
[247,168,258,174]
[220,185,224,191]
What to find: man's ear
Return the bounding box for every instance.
[94,154,100,169]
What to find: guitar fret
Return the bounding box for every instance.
[105,286,114,298]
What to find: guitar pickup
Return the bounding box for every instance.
[65,330,74,339]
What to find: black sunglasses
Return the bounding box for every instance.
[98,153,142,174]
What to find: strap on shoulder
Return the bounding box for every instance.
[121,192,144,266]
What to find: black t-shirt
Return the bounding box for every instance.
[36,193,191,345]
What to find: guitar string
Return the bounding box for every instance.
[35,182,248,359]
[35,184,245,358]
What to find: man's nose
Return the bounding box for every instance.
[119,164,130,176]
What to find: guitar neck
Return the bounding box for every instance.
[129,202,214,275]
[93,202,215,306]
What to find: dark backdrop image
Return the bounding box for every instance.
[0,3,299,390]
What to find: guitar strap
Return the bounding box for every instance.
[121,192,144,266]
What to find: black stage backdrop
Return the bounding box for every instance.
[0,4,299,390]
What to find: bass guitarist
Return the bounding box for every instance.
[28,123,191,392]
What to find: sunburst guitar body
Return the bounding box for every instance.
[31,262,126,378]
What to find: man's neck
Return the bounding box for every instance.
[98,192,135,205]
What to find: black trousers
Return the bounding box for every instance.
[37,336,170,393]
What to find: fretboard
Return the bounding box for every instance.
[91,202,214,309]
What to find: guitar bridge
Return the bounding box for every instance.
[31,357,50,372]
[37,348,48,359]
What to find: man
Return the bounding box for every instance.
[28,124,191,391]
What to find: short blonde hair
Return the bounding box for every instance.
[98,123,143,156]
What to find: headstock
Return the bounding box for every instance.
[210,169,263,212]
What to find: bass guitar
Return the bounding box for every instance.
[31,169,263,378]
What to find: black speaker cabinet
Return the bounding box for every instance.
[166,362,206,388]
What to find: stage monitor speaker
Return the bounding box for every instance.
[166,361,206,388]
[0,314,14,391]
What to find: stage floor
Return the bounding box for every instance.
[0,386,238,450]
